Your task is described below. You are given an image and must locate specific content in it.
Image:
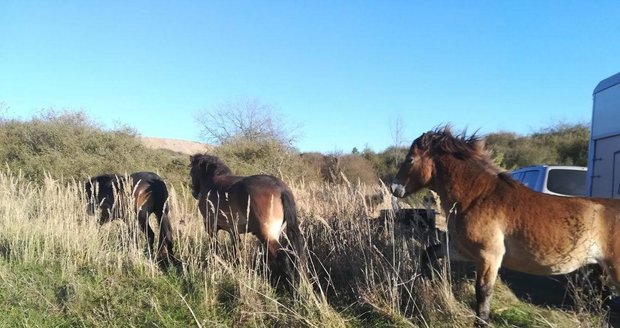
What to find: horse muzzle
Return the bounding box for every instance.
[391,183,408,198]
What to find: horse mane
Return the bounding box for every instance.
[417,126,517,186]
[190,154,233,176]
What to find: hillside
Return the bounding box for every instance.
[140,136,211,155]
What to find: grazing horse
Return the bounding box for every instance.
[390,126,620,326]
[189,154,304,283]
[85,172,181,270]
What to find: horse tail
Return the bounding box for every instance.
[281,189,305,266]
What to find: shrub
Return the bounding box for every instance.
[299,152,378,185]
[485,122,590,169]
[0,110,188,187]
[212,136,317,183]
[362,146,409,183]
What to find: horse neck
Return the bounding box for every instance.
[430,154,498,212]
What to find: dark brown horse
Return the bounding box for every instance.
[391,127,620,326]
[189,154,304,283]
[85,172,181,270]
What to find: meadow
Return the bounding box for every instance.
[0,111,607,327]
[0,168,609,327]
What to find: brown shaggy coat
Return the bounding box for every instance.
[391,127,620,325]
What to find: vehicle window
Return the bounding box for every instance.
[511,172,524,182]
[521,171,539,189]
[547,169,586,196]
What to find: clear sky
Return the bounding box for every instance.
[1,1,619,153]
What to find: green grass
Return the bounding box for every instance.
[0,169,611,327]
[0,260,227,327]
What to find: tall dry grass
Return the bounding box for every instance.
[0,168,609,327]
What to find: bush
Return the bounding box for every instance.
[298,152,327,183]
[332,154,379,184]
[212,136,317,183]
[485,123,590,169]
[299,152,378,185]
[0,110,188,186]
[362,146,409,183]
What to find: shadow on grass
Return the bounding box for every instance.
[498,265,620,327]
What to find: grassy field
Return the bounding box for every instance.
[0,169,610,327]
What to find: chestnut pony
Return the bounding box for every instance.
[391,127,620,326]
[85,172,182,270]
[189,154,304,282]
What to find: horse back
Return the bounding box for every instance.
[242,174,290,193]
[130,172,168,215]
[227,175,291,238]
[234,175,289,211]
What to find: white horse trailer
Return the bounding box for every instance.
[586,72,620,198]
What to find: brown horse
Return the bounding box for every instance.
[391,127,620,326]
[189,154,305,283]
[85,172,182,270]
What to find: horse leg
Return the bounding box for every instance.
[421,243,445,279]
[261,226,296,291]
[474,252,503,327]
[156,208,183,271]
[227,226,241,263]
[137,210,156,259]
[597,259,620,295]
[204,214,217,237]
[199,204,220,259]
[264,238,292,290]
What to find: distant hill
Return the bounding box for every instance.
[140,137,211,155]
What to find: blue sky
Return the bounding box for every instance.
[1,2,619,153]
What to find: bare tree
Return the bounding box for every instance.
[0,102,9,122]
[389,113,406,147]
[196,97,298,146]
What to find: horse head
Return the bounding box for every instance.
[391,132,436,197]
[189,154,232,199]
[84,174,123,224]
[391,126,491,199]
